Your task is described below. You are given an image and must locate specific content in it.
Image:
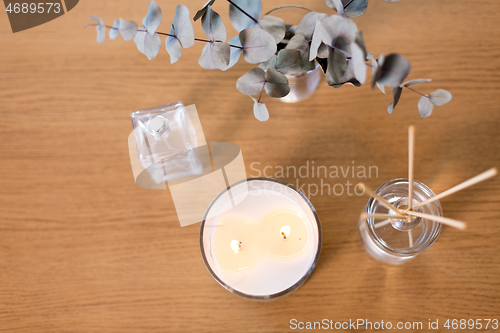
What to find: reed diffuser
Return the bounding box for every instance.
[358,126,497,264]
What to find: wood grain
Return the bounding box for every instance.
[1,0,499,332]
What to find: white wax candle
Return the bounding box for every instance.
[201,179,321,298]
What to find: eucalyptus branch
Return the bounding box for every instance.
[88,0,452,121]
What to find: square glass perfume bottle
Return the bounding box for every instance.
[131,101,203,184]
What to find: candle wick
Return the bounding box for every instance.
[281,232,287,239]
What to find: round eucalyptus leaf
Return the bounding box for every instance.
[274,49,303,75]
[193,0,215,21]
[202,6,226,42]
[249,97,269,121]
[264,67,290,98]
[240,28,277,64]
[318,15,358,53]
[90,15,106,44]
[350,42,366,84]
[166,37,182,64]
[329,0,368,18]
[296,12,329,40]
[109,20,119,40]
[326,47,347,86]
[388,87,403,113]
[372,53,410,88]
[142,1,162,35]
[198,42,231,70]
[236,67,266,95]
[134,31,162,60]
[259,15,286,43]
[418,96,434,117]
[222,36,243,71]
[119,19,138,41]
[170,5,195,48]
[229,0,262,32]
[371,57,386,94]
[429,89,452,106]
[325,0,345,16]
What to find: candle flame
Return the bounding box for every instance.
[280,225,291,239]
[231,240,242,253]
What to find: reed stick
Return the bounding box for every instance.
[405,210,466,230]
[412,168,498,209]
[357,183,405,216]
[361,213,407,220]
[408,230,414,247]
[408,125,415,210]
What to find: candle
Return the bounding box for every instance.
[200,178,322,300]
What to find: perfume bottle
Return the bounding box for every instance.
[130,101,203,183]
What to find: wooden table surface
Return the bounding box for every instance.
[1,0,499,332]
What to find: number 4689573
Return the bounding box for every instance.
[6,3,61,14]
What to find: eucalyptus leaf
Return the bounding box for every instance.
[318,15,358,53]
[317,44,329,58]
[229,0,262,32]
[236,67,266,95]
[284,24,297,41]
[366,51,374,60]
[418,96,433,117]
[372,53,410,88]
[325,0,345,17]
[329,59,362,88]
[326,47,347,85]
[166,35,183,64]
[119,19,138,41]
[250,96,269,121]
[329,0,368,18]
[202,6,226,41]
[134,31,162,60]
[142,1,162,35]
[222,35,243,71]
[296,12,329,40]
[387,87,402,114]
[371,57,385,94]
[198,42,231,69]
[264,67,290,98]
[429,89,452,106]
[166,5,195,64]
[259,15,286,43]
[109,20,119,40]
[400,78,431,87]
[355,31,367,59]
[274,49,303,75]
[258,55,277,71]
[286,34,316,71]
[240,27,277,64]
[309,20,326,61]
[350,42,366,84]
[193,0,215,21]
[90,15,106,44]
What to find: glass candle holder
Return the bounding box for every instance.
[200,178,322,300]
[358,179,443,265]
[279,65,322,103]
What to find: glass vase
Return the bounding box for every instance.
[280,64,322,103]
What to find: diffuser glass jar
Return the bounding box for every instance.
[359,179,443,265]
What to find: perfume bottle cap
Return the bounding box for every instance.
[147,115,169,137]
